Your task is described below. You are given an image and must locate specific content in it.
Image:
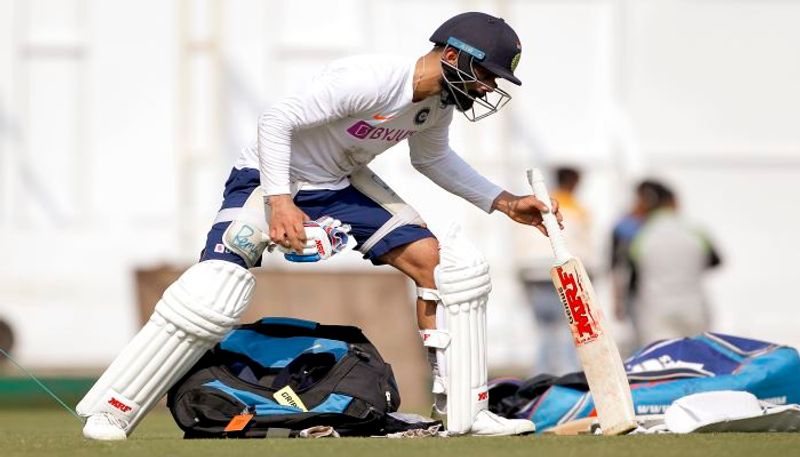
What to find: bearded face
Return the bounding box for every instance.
[439,65,482,111]
[438,46,512,121]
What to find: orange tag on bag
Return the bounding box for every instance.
[224,413,254,432]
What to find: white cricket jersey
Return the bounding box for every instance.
[234,54,503,213]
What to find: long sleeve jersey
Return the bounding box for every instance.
[234,54,503,213]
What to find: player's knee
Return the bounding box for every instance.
[386,237,439,287]
[412,237,440,270]
[154,260,256,341]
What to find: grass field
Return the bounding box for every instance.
[2,408,800,457]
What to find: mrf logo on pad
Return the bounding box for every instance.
[554,264,601,345]
[108,397,132,413]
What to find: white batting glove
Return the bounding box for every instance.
[278,216,351,262]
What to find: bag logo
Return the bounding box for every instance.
[274,386,309,412]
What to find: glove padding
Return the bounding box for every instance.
[279,216,351,262]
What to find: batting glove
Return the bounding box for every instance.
[279,216,351,262]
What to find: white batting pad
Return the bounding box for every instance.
[433,224,491,435]
[76,260,255,434]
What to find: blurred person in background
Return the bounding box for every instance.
[76,12,561,440]
[611,180,667,351]
[518,166,590,375]
[627,182,722,344]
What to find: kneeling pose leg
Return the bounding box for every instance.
[77,260,255,440]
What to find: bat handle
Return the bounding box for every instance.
[526,168,572,265]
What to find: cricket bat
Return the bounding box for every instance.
[527,168,637,435]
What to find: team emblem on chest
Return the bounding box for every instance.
[414,107,431,125]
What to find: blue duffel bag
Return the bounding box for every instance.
[167,317,401,438]
[489,333,800,432]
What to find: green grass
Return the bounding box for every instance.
[2,408,800,457]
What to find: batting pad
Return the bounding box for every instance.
[76,260,255,434]
[434,225,492,435]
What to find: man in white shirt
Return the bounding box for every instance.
[77,12,561,440]
[630,184,722,342]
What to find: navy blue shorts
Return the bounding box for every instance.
[200,168,434,268]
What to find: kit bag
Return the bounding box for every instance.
[167,317,401,438]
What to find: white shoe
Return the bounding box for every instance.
[83,413,128,441]
[469,410,536,436]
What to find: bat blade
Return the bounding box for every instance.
[528,167,636,435]
[551,257,637,435]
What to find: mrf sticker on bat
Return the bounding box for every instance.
[554,263,602,345]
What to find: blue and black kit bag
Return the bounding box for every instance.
[488,333,800,432]
[167,317,402,438]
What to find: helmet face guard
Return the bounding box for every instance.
[439,38,512,122]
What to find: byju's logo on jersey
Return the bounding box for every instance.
[346,120,416,142]
[347,121,374,139]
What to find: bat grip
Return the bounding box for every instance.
[527,168,572,265]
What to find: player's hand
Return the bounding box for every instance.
[267,194,310,253]
[492,191,564,236]
[279,216,351,262]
